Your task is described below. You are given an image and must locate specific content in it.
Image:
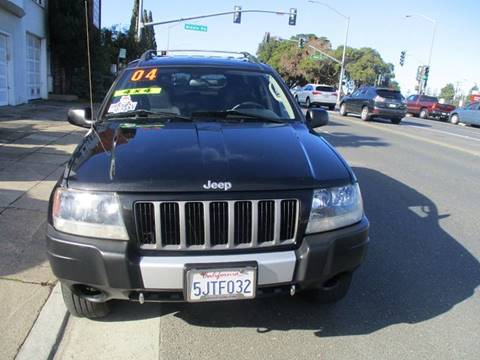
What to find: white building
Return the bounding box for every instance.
[0,0,48,106]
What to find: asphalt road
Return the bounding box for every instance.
[54,113,480,360]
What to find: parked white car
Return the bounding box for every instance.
[295,84,337,110]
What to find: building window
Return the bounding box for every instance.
[26,34,42,100]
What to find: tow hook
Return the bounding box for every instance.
[290,285,296,296]
[139,292,145,304]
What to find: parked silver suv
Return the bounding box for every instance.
[295,84,337,110]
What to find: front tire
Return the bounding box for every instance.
[419,108,428,119]
[450,114,460,125]
[339,103,347,116]
[360,106,370,121]
[61,284,110,319]
[306,97,311,108]
[390,117,402,124]
[300,273,353,303]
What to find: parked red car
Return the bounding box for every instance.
[406,94,455,121]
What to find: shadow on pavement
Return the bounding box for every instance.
[0,102,86,280]
[103,167,480,337]
[321,131,389,148]
[399,119,432,127]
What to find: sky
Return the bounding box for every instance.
[102,0,480,96]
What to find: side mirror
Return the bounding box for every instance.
[306,108,329,129]
[67,108,94,128]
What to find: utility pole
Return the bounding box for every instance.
[308,1,349,105]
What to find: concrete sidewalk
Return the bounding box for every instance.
[0,101,87,360]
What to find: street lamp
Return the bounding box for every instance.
[308,1,350,105]
[405,13,436,68]
[405,13,437,94]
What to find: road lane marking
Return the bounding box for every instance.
[402,123,480,142]
[329,114,480,158]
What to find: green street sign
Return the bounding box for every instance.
[311,54,324,60]
[184,23,208,32]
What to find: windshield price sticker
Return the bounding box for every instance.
[113,87,162,97]
[130,68,158,81]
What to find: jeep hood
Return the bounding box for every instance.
[66,121,352,192]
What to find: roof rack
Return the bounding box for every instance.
[139,49,158,62]
[137,49,261,64]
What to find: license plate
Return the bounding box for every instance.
[388,103,397,108]
[186,267,256,302]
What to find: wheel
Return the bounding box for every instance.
[61,284,110,318]
[450,114,460,125]
[328,105,335,111]
[339,103,347,116]
[419,108,428,119]
[360,106,370,121]
[306,97,311,108]
[300,273,353,303]
[390,117,402,124]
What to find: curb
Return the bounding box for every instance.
[16,283,68,360]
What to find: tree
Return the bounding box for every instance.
[126,0,157,62]
[439,83,455,103]
[389,80,401,91]
[257,34,396,90]
[49,0,88,94]
[49,0,157,99]
[333,46,395,87]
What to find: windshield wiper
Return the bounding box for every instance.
[191,110,286,123]
[105,109,191,121]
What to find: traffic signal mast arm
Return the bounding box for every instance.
[307,44,342,65]
[280,38,342,65]
[141,9,296,27]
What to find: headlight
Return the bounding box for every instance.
[52,188,129,240]
[306,183,363,234]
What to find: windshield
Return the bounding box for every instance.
[103,67,296,120]
[316,86,335,92]
[421,95,439,102]
[376,89,402,100]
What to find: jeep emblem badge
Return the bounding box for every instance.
[203,180,232,191]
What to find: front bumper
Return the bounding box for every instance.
[46,217,369,302]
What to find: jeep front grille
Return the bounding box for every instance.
[134,199,299,250]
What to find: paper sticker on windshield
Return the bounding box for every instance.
[113,87,162,97]
[108,95,138,113]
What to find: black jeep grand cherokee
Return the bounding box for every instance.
[47,51,369,318]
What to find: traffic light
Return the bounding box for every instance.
[289,8,297,26]
[423,66,430,80]
[400,51,406,66]
[233,6,242,24]
[298,37,306,49]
